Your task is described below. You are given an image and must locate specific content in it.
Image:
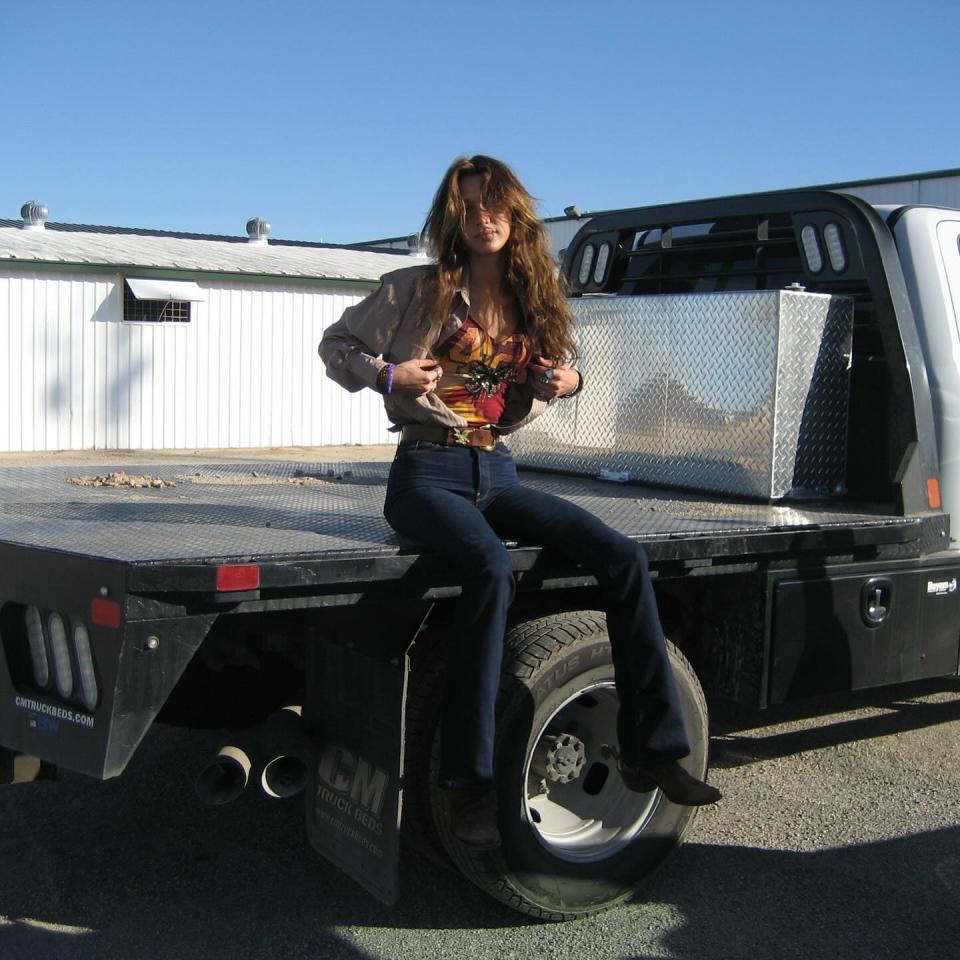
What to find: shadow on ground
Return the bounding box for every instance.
[623,827,960,960]
[711,677,960,769]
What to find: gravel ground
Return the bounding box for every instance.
[1,680,958,960]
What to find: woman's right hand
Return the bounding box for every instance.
[390,358,444,395]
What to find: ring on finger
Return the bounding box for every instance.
[540,369,555,384]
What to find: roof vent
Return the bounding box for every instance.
[21,201,48,231]
[246,217,270,245]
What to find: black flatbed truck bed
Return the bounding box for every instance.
[0,454,927,597]
[0,452,945,771]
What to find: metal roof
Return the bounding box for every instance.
[0,220,419,283]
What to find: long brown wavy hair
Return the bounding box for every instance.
[420,155,576,363]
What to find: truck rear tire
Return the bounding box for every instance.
[429,611,710,920]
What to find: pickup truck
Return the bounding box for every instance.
[1,189,958,921]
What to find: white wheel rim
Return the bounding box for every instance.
[522,681,660,863]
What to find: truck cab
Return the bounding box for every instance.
[883,205,960,540]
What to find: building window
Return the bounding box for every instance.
[122,277,206,323]
[124,284,191,322]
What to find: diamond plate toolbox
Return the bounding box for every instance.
[511,290,854,499]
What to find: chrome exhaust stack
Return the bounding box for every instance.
[196,742,257,806]
[195,705,311,805]
[260,706,312,799]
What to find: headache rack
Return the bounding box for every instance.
[560,190,939,515]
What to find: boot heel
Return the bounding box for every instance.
[618,765,657,793]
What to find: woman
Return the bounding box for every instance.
[320,155,720,848]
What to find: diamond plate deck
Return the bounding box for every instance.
[510,291,854,499]
[0,458,909,566]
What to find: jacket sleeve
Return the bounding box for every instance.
[318,271,413,393]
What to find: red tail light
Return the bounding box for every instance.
[91,598,122,628]
[215,564,261,592]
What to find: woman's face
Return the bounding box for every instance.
[459,173,511,258]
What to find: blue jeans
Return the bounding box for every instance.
[384,440,691,785]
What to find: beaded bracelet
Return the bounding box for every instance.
[376,363,396,395]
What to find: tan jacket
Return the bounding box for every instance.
[318,264,551,434]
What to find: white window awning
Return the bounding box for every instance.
[125,277,207,302]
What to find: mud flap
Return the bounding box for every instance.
[304,622,420,906]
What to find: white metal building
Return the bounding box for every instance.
[7,167,956,455]
[0,209,417,453]
[815,167,960,207]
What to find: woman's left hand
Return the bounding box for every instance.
[529,356,579,399]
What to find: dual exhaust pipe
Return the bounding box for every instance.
[196,705,313,805]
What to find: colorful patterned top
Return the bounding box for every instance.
[433,317,533,426]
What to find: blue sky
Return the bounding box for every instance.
[2,0,956,243]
